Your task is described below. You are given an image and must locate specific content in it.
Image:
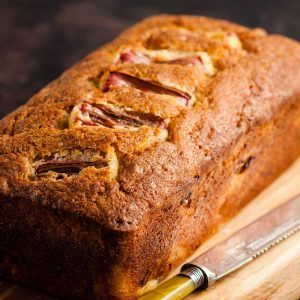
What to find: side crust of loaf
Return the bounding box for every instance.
[0,15,300,299]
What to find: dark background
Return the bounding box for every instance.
[0,0,299,119]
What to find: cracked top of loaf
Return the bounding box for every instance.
[0,15,299,230]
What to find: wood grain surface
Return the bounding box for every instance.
[0,157,300,299]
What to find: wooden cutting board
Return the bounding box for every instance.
[1,158,300,300]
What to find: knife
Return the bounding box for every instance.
[140,194,300,300]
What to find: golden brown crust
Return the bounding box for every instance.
[0,15,300,299]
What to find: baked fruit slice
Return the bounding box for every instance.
[0,15,300,299]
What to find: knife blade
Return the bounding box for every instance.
[140,194,300,300]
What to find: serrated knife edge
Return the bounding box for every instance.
[251,222,300,259]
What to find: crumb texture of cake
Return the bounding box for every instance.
[0,15,300,299]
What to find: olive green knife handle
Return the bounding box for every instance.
[139,266,205,300]
[139,275,195,300]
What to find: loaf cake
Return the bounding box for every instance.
[0,15,299,299]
